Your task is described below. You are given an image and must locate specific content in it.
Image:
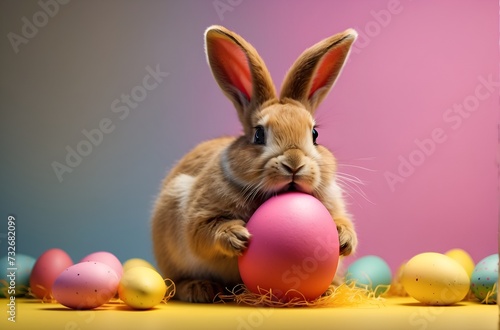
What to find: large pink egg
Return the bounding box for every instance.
[238,192,340,301]
[30,248,73,299]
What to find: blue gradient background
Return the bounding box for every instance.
[1,0,498,271]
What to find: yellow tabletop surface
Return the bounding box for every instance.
[1,297,498,330]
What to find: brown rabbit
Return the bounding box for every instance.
[152,25,358,303]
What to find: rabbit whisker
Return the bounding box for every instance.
[335,172,374,206]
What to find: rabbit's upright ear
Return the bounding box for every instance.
[280,29,357,114]
[205,26,276,131]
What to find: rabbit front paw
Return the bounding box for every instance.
[216,220,251,257]
[337,223,358,256]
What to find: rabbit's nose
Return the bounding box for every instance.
[281,162,304,175]
[280,149,305,174]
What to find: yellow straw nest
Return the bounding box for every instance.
[218,282,388,308]
[161,278,176,304]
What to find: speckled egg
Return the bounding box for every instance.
[52,261,119,309]
[401,252,470,305]
[118,266,167,309]
[470,254,498,304]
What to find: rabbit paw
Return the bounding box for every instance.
[216,220,250,257]
[176,279,224,303]
[337,223,357,256]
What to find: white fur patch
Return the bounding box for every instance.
[168,174,206,271]
[168,173,195,213]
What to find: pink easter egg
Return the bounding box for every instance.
[238,192,340,301]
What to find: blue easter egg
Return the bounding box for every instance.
[346,255,392,297]
[471,254,498,303]
[0,254,36,297]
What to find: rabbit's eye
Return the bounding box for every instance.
[312,128,318,145]
[254,126,266,145]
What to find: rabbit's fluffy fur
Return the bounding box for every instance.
[152,25,358,303]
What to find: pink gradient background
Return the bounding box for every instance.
[1,0,498,273]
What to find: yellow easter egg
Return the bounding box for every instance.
[444,249,475,278]
[118,266,166,309]
[401,252,470,305]
[122,258,156,272]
